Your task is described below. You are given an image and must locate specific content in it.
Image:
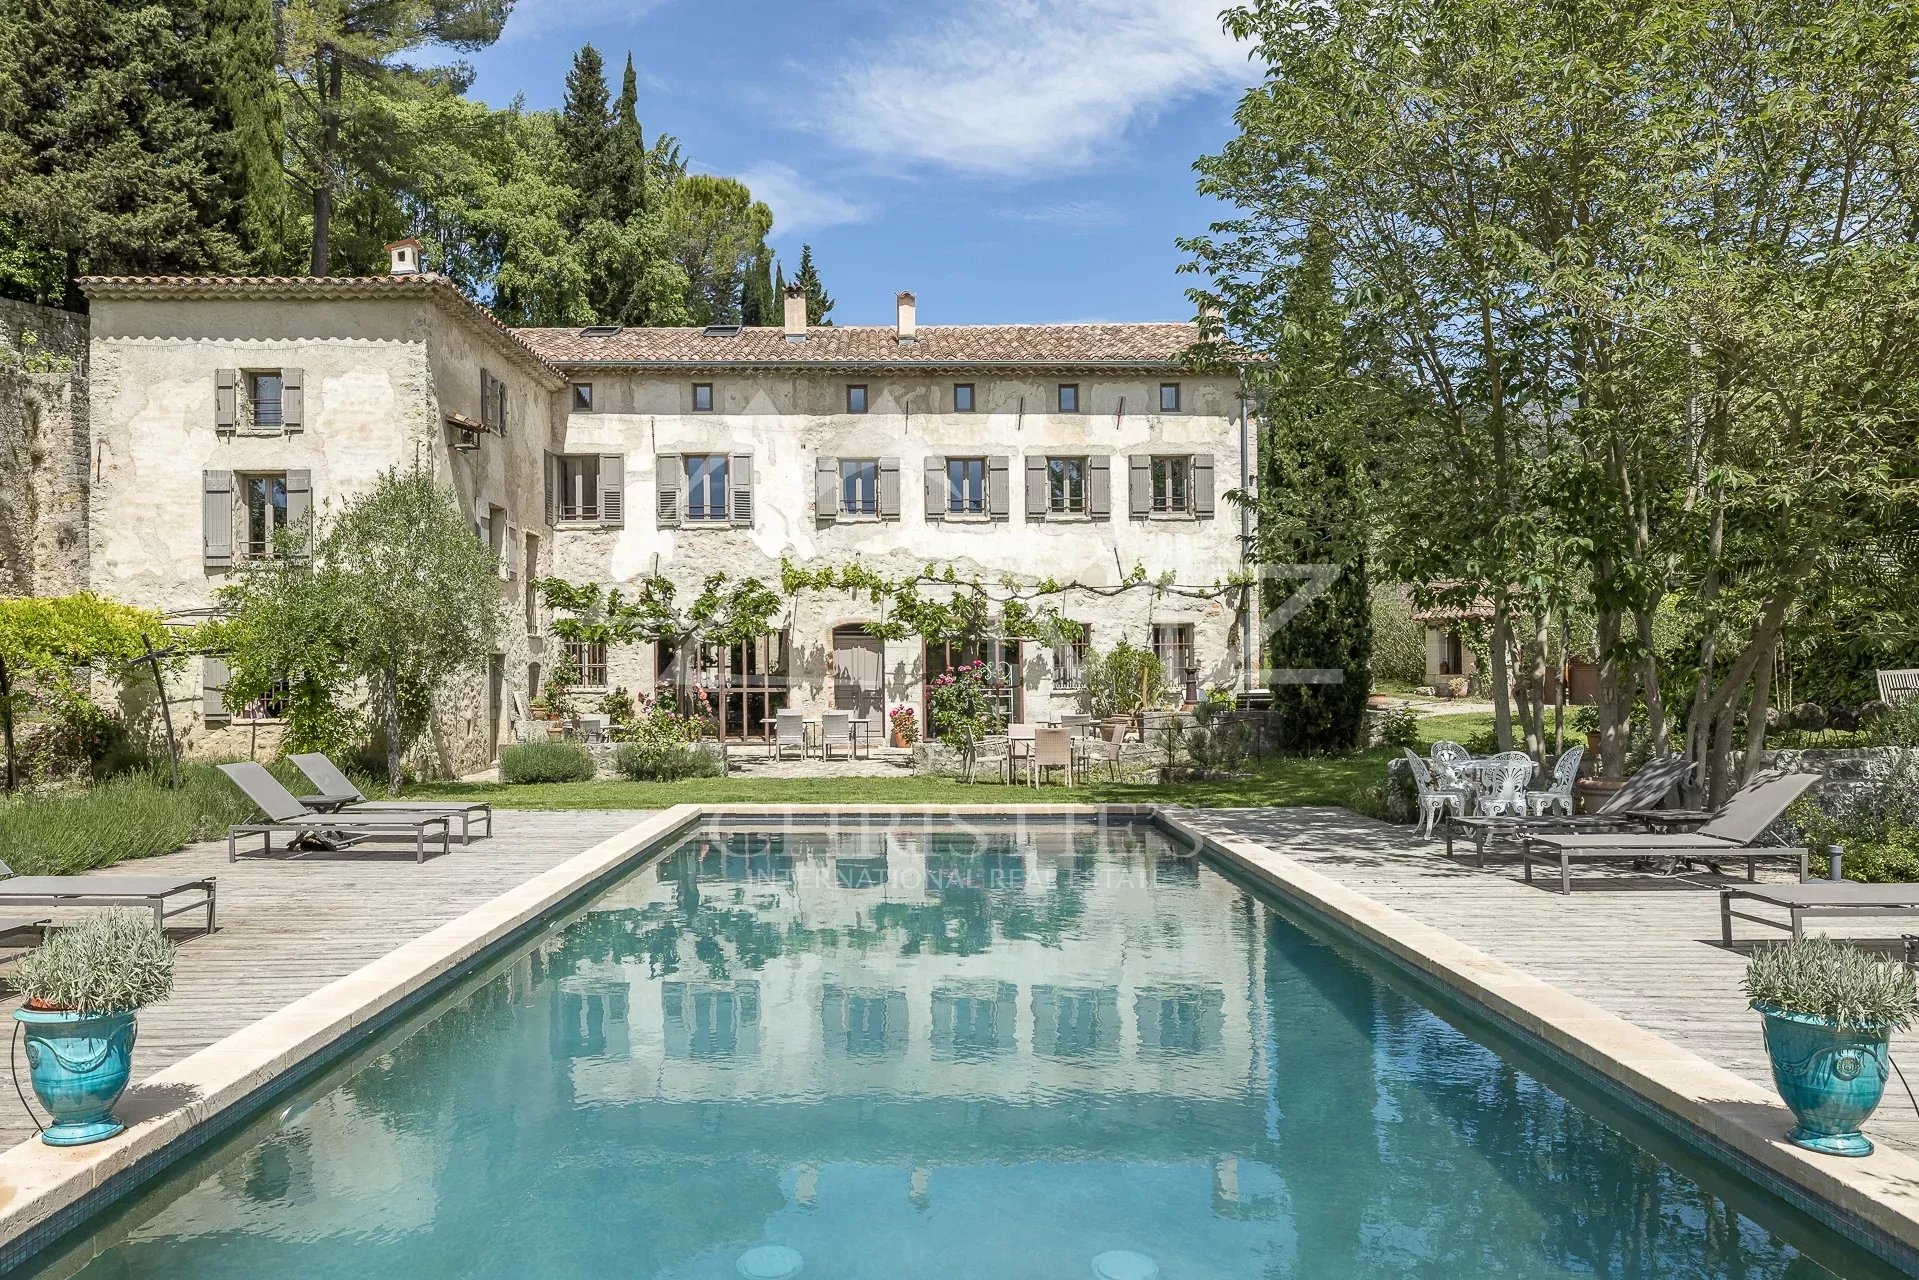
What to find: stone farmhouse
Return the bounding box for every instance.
[77,241,1252,773]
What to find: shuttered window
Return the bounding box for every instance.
[840,459,879,515]
[686,455,729,522]
[946,458,985,515]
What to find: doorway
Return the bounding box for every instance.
[833,626,886,734]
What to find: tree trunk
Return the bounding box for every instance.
[0,652,15,794]
[1741,637,1777,786]
[1553,612,1569,759]
[310,46,342,276]
[1633,605,1667,756]
[1489,602,1514,751]
[384,668,403,796]
[1593,605,1631,778]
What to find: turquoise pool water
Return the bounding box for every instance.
[17,816,1900,1278]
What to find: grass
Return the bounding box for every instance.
[0,763,272,876]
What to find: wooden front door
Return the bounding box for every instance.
[833,627,886,734]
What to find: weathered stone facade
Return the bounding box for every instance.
[0,299,90,597]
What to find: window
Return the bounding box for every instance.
[953,383,975,412]
[840,459,879,516]
[493,377,509,433]
[240,473,288,559]
[558,456,601,521]
[947,457,986,515]
[571,383,593,412]
[1057,383,1079,413]
[1150,456,1191,513]
[1052,626,1090,688]
[1047,457,1087,514]
[1153,623,1197,703]
[246,372,283,429]
[686,454,730,522]
[1159,382,1181,412]
[563,637,607,687]
[692,383,714,412]
[241,676,292,721]
[846,384,869,414]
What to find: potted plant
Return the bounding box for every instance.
[12,909,176,1146]
[1744,936,1919,1156]
[889,704,919,748]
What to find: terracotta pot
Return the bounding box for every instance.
[1573,775,1625,815]
[891,731,911,749]
[1586,730,1602,752]
[1366,695,1397,711]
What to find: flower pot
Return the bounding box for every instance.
[1754,1003,1892,1156]
[891,732,911,749]
[13,1007,138,1146]
[1573,776,1625,815]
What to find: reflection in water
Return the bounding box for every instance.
[31,820,1887,1280]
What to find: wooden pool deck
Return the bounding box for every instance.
[1174,806,1919,1157]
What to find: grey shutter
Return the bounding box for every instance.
[1192,453,1216,517]
[1024,455,1047,520]
[599,453,624,526]
[543,452,557,527]
[215,369,237,433]
[285,469,312,560]
[479,368,494,428]
[202,469,233,567]
[504,524,517,579]
[1128,456,1151,518]
[730,452,754,527]
[986,455,1010,520]
[281,368,304,432]
[202,656,230,725]
[1087,455,1111,520]
[878,457,901,520]
[656,453,681,527]
[924,457,945,521]
[815,455,839,521]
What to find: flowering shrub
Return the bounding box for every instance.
[889,704,919,743]
[927,662,1005,745]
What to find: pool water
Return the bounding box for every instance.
[19,817,1899,1278]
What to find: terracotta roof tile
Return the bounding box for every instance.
[516,323,1208,370]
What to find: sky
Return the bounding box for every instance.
[461,0,1265,326]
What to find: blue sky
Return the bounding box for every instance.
[462,0,1262,325]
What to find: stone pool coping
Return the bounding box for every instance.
[1,801,1917,1272]
[1156,809,1919,1270]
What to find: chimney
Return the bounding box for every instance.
[385,237,422,276]
[783,284,808,342]
[895,291,917,343]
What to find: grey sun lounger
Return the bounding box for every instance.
[218,762,453,864]
[1720,882,1919,943]
[1521,769,1819,894]
[288,753,493,844]
[0,860,215,934]
[1445,757,1696,863]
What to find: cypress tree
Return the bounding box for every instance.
[1258,221,1372,751]
[557,44,615,226]
[794,243,834,325]
[204,0,288,271]
[741,242,776,326]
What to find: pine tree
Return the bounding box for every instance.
[740,242,776,326]
[794,243,834,326]
[557,44,615,227]
[1258,221,1372,751]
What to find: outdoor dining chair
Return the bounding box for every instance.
[1429,740,1472,789]
[820,710,856,760]
[1001,722,1037,782]
[1527,745,1584,816]
[774,709,808,760]
[1404,749,1468,838]
[1470,751,1535,818]
[1030,726,1076,787]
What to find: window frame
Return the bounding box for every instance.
[571,382,593,413]
[244,370,284,432]
[1047,456,1088,514]
[1158,382,1181,413]
[1051,626,1091,689]
[846,384,869,414]
[684,453,731,523]
[953,383,976,413]
[1056,383,1079,413]
[557,455,602,523]
[1149,455,1192,515]
[562,637,608,688]
[839,458,880,517]
[691,382,714,413]
[237,471,289,560]
[946,456,987,516]
[237,674,293,722]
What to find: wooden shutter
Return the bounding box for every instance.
[479,368,494,429]
[503,524,517,579]
[878,457,901,520]
[215,369,237,433]
[202,656,230,725]
[730,452,754,527]
[986,455,1010,521]
[1024,456,1048,520]
[599,453,624,526]
[543,452,558,527]
[285,469,312,560]
[1129,456,1151,518]
[656,453,681,527]
[815,455,839,521]
[281,368,304,432]
[1087,455,1111,520]
[924,457,945,521]
[202,469,233,567]
[1192,453,1216,517]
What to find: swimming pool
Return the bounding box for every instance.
[14,815,1902,1278]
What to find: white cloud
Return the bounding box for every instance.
[736,162,875,234]
[1001,200,1129,228]
[822,0,1252,174]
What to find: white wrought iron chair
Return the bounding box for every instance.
[1472,751,1536,818]
[1404,749,1467,838]
[1429,740,1473,791]
[774,709,808,761]
[1879,669,1919,705]
[1527,744,1584,816]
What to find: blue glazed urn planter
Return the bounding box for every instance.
[12,1007,137,1147]
[1754,1002,1892,1157]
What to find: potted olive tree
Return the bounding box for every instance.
[1745,936,1919,1156]
[12,909,176,1146]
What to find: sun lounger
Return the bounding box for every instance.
[1720,882,1919,943]
[218,763,453,864]
[0,915,49,942]
[1521,769,1818,894]
[287,753,492,844]
[0,861,215,934]
[1446,757,1695,863]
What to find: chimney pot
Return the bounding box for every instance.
[783,284,807,342]
[895,291,917,343]
[385,237,422,276]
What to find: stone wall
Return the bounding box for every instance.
[0,300,90,595]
